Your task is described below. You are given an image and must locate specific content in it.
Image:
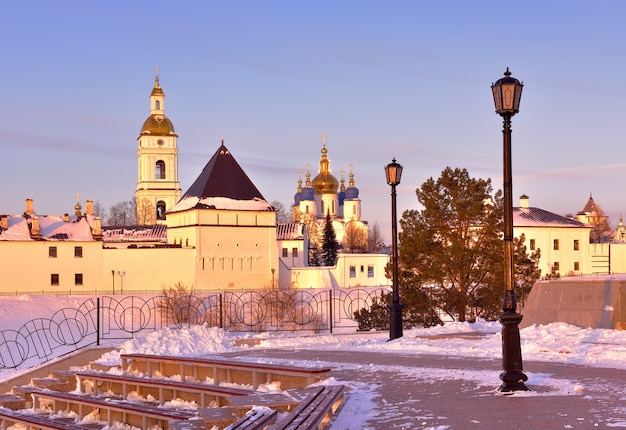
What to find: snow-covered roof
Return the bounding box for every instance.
[169,196,274,213]
[514,207,589,228]
[277,223,305,240]
[0,214,97,241]
[102,225,167,242]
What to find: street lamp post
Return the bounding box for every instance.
[111,270,115,294]
[117,271,126,294]
[491,68,529,392]
[385,158,403,340]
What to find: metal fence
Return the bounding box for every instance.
[0,287,388,370]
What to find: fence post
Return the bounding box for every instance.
[219,293,223,329]
[329,289,333,334]
[96,297,100,346]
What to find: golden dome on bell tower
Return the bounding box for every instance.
[139,72,177,136]
[312,133,339,195]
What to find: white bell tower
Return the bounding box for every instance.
[135,71,181,225]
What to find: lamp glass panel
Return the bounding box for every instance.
[492,85,503,111]
[514,84,523,111]
[502,83,515,110]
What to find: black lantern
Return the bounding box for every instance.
[492,67,523,115]
[385,158,403,186]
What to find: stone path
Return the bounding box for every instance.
[223,348,626,429]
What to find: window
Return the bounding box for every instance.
[157,139,164,146]
[156,160,166,179]
[155,100,160,110]
[360,265,365,273]
[574,239,580,251]
[51,274,59,286]
[553,239,559,250]
[74,246,83,258]
[49,246,57,258]
[574,262,580,271]
[75,274,83,286]
[529,239,535,251]
[282,248,288,258]
[368,265,374,278]
[349,266,356,278]
[553,262,560,271]
[292,248,298,257]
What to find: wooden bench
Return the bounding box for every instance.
[74,369,253,408]
[23,387,197,429]
[121,353,331,390]
[0,408,103,430]
[268,385,345,430]
[224,407,278,430]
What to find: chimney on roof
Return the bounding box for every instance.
[93,217,103,241]
[31,216,42,239]
[1,216,7,230]
[85,200,94,216]
[63,213,70,222]
[519,194,529,209]
[25,198,34,216]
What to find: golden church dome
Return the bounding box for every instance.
[140,114,176,135]
[312,136,339,194]
[312,172,339,194]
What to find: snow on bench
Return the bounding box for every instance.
[120,353,332,390]
[74,369,253,408]
[268,385,345,430]
[224,407,278,430]
[0,408,103,430]
[22,386,197,429]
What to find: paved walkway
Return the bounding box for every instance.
[222,347,626,429]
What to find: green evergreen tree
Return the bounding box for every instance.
[321,211,339,266]
[397,167,541,322]
[398,167,503,322]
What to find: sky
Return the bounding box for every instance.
[2,1,626,241]
[2,294,626,427]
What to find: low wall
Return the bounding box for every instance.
[520,277,626,329]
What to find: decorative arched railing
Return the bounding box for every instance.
[0,287,388,370]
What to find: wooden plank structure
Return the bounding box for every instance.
[0,407,103,430]
[22,387,197,429]
[269,385,345,430]
[75,369,253,408]
[224,407,278,430]
[0,352,345,430]
[121,353,331,390]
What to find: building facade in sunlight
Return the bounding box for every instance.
[0,75,389,293]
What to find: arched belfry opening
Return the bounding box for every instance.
[157,201,166,220]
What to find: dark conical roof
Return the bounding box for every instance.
[183,142,266,201]
[582,194,599,214]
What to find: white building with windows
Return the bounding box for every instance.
[514,194,592,277]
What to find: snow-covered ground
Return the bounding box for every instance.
[2,295,626,428]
